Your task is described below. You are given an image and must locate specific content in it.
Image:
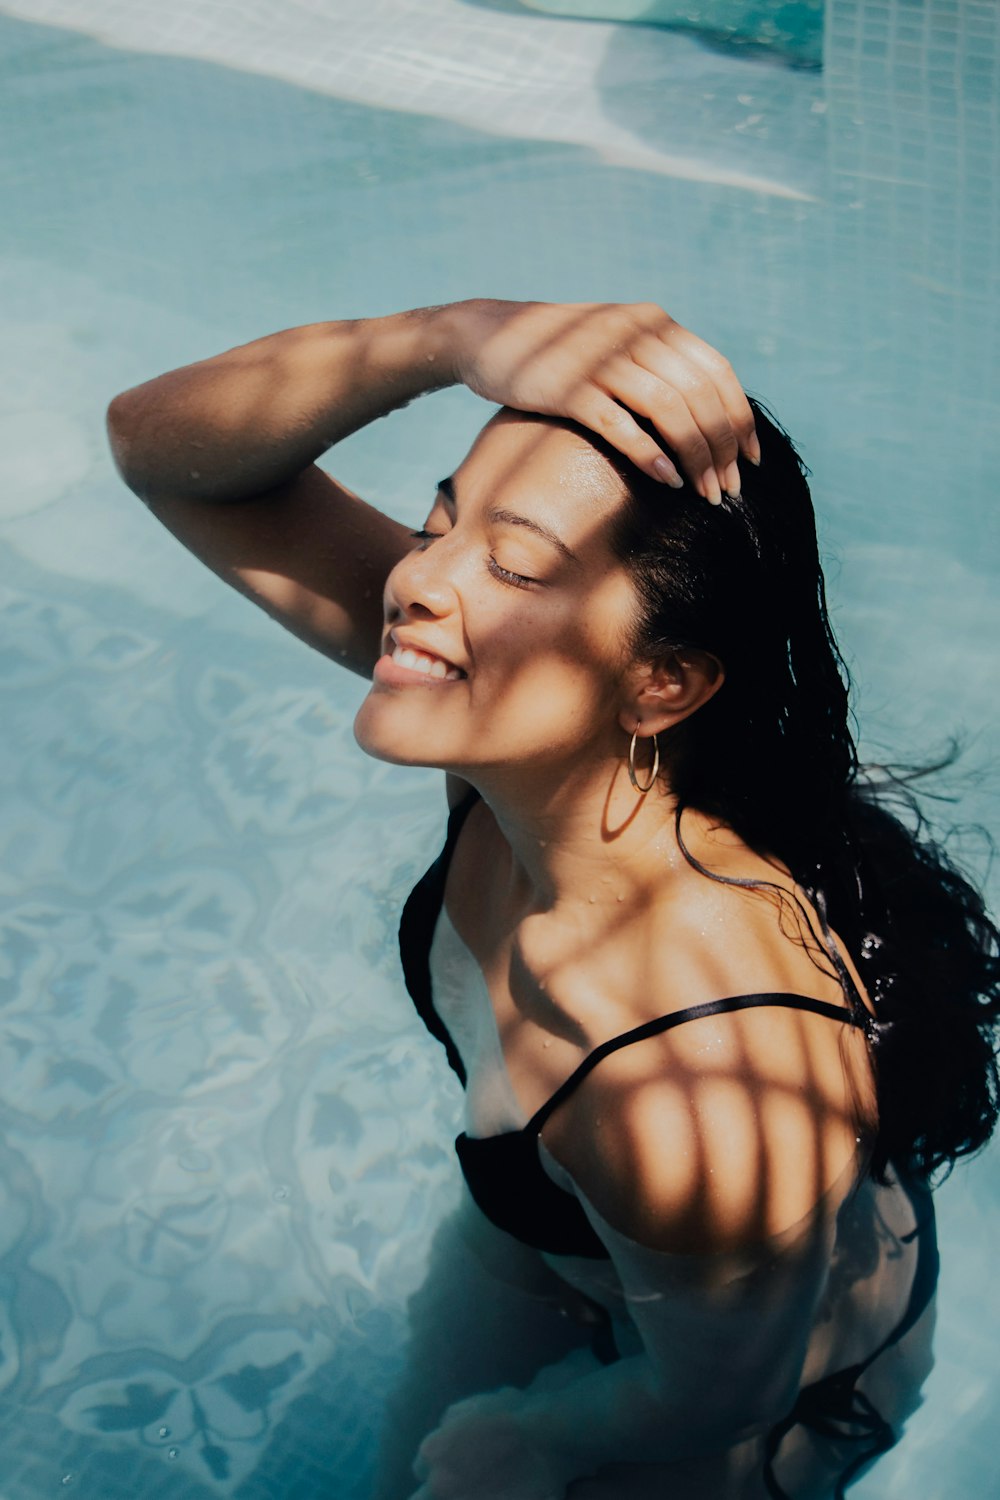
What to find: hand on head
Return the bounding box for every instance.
[451,299,760,504]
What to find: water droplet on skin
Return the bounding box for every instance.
[189,470,201,480]
[158,1427,170,1439]
[167,1448,179,1461]
[542,1038,551,1049]
[60,1476,74,1487]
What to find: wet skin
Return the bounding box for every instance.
[354,409,645,800]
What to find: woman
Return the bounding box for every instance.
[107,300,999,1499]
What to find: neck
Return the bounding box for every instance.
[465,755,689,914]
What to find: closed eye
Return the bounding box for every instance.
[488,557,537,589]
[412,528,537,588]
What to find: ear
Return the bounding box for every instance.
[617,648,725,738]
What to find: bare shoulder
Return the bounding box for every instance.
[544,1016,867,1255]
[542,855,874,1257]
[645,824,870,1013]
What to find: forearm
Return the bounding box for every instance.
[106,303,465,504]
[411,1345,776,1500]
[412,1256,821,1500]
[514,1347,751,1479]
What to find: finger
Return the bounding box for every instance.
[662,324,760,467]
[621,305,756,475]
[594,360,722,502]
[616,349,737,499]
[567,387,686,490]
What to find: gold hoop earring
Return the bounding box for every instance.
[627,726,660,794]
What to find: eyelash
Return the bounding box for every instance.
[488,558,535,590]
[409,529,537,590]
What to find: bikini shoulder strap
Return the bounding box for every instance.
[525,991,869,1138]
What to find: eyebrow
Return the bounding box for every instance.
[435,476,580,566]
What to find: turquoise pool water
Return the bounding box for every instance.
[0,1,998,1495]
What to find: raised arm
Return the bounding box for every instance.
[106,309,464,676]
[107,300,757,675]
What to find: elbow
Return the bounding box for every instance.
[106,391,135,479]
[106,389,150,500]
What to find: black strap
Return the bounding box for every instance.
[397,791,480,1085]
[526,993,868,1137]
[405,791,870,1137]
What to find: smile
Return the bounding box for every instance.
[392,645,464,680]
[372,641,468,688]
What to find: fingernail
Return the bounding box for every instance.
[701,468,722,506]
[725,461,741,496]
[653,455,683,488]
[747,432,762,466]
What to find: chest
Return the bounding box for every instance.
[443,835,648,1123]
[439,801,877,1141]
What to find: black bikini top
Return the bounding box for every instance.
[398,792,871,1260]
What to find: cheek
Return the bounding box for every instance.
[473,592,629,723]
[485,636,610,706]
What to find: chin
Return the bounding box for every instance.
[352,700,440,768]
[352,714,410,766]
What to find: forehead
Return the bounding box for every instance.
[451,410,630,546]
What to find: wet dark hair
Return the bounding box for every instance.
[590,399,1000,1183]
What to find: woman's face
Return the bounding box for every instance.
[353,411,645,786]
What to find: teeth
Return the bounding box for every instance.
[392,645,462,680]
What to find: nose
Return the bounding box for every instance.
[384,537,460,624]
